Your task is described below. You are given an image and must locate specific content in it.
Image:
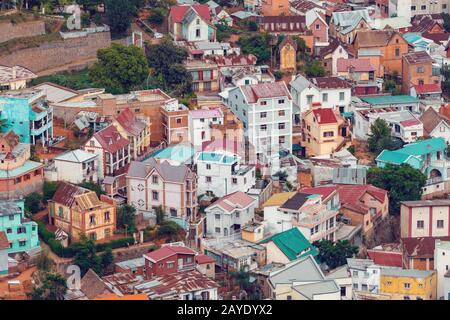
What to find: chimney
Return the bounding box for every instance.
[316,113,321,123]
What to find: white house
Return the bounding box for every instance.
[195,151,255,198]
[347,258,381,294]
[205,191,257,238]
[52,149,98,184]
[326,265,353,300]
[434,240,450,300]
[189,107,224,150]
[226,82,293,173]
[420,107,450,144]
[182,6,216,42]
[290,75,352,115]
[354,109,423,143]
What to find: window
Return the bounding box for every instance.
[260,101,267,106]
[279,136,285,144]
[206,164,211,170]
[215,214,220,220]
[152,191,159,201]
[167,262,174,268]
[353,271,358,277]
[307,95,314,104]
[89,215,95,225]
[260,124,267,131]
[152,175,158,184]
[417,220,424,229]
[323,131,334,137]
[235,212,240,218]
[278,110,285,117]
[339,92,345,101]
[395,48,400,57]
[353,283,358,289]
[417,66,424,73]
[215,227,221,233]
[361,284,368,291]
[404,283,411,289]
[421,5,426,10]
[387,281,392,286]
[322,93,328,102]
[260,112,267,118]
[287,295,292,300]
[17,227,26,234]
[418,283,423,288]
[6,228,12,234]
[104,211,110,222]
[411,5,416,10]
[206,176,212,183]
[443,4,447,9]
[19,240,26,247]
[195,28,201,38]
[437,220,444,229]
[278,123,285,130]
[8,214,14,221]
[278,99,285,104]
[232,178,238,184]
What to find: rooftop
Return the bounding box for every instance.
[263,192,296,207]
[0,65,37,85]
[149,144,195,163]
[403,51,434,65]
[206,191,256,213]
[54,149,97,163]
[239,81,291,104]
[359,95,419,105]
[381,267,434,278]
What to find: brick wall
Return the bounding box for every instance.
[0,20,46,44]
[0,31,111,73]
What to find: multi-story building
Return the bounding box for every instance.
[189,107,224,150]
[112,108,151,161]
[0,199,40,254]
[160,99,190,145]
[195,151,255,198]
[0,89,53,146]
[347,258,382,294]
[126,157,198,221]
[330,10,372,44]
[290,75,352,114]
[400,199,450,239]
[336,58,381,95]
[143,245,197,279]
[185,59,220,93]
[205,191,257,238]
[301,107,348,157]
[52,149,98,184]
[318,38,352,77]
[226,82,292,172]
[402,51,441,94]
[0,130,44,200]
[48,182,117,241]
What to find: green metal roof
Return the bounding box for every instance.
[360,95,419,105]
[396,137,446,156]
[259,228,318,261]
[376,150,412,164]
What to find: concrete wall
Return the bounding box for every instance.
[0,20,46,44]
[0,31,111,73]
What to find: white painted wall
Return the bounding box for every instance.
[434,241,450,300]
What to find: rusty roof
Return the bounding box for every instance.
[115,108,147,137]
[52,182,89,208]
[240,81,291,103]
[403,51,433,64]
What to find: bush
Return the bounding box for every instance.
[25,193,42,214]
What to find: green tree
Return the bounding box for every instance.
[78,181,106,197]
[367,164,427,214]
[148,7,165,25]
[36,251,53,272]
[237,33,273,64]
[303,60,325,77]
[116,204,137,233]
[90,43,149,94]
[43,181,59,203]
[30,272,67,300]
[25,192,42,214]
[313,240,358,269]
[443,13,450,32]
[165,63,193,95]
[155,205,165,225]
[368,118,402,156]
[72,235,102,276]
[157,220,183,242]
[100,247,114,274]
[105,0,134,36]
[76,0,102,16]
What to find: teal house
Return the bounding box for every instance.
[0,199,40,254]
[0,90,53,146]
[375,138,448,181]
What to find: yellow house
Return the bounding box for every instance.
[242,221,265,243]
[279,37,297,73]
[380,268,437,300]
[113,108,151,160]
[301,108,345,156]
[48,182,117,242]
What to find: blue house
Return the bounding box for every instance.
[375,137,448,181]
[0,90,53,146]
[0,199,40,255]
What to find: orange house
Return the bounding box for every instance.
[261,0,290,16]
[354,30,409,76]
[402,51,441,94]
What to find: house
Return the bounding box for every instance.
[400,199,450,239]
[126,157,198,221]
[0,231,8,276]
[302,184,389,235]
[168,5,216,42]
[203,239,266,271]
[185,59,220,93]
[0,90,53,146]
[205,191,257,238]
[195,254,215,279]
[207,1,232,26]
[242,221,265,243]
[411,14,446,34]
[188,107,224,149]
[115,257,145,276]
[402,51,441,94]
[52,149,98,184]
[259,228,318,264]
[226,82,293,173]
[290,75,353,114]
[0,199,40,255]
[0,65,37,91]
[401,236,450,270]
[261,0,289,16]
[268,255,341,300]
[411,83,442,100]
[252,262,285,299]
[263,191,339,242]
[279,36,297,73]
[196,150,255,198]
[354,29,409,75]
[379,267,437,300]
[305,9,329,51]
[219,64,275,93]
[354,109,423,143]
[356,95,421,114]
[144,245,197,279]
[160,99,190,145]
[326,265,353,300]
[434,240,450,299]
[318,38,353,76]
[336,58,381,95]
[330,9,372,44]
[420,107,450,143]
[301,107,348,157]
[112,108,151,161]
[48,182,117,241]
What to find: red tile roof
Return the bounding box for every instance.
[300,185,338,201]
[210,54,257,67]
[144,245,196,263]
[311,77,352,89]
[402,236,450,258]
[312,108,338,124]
[195,254,215,264]
[403,51,433,64]
[208,191,256,213]
[93,125,129,154]
[400,119,421,127]
[169,5,210,23]
[367,250,403,267]
[414,83,442,94]
[240,81,291,104]
[337,58,375,72]
[115,108,147,137]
